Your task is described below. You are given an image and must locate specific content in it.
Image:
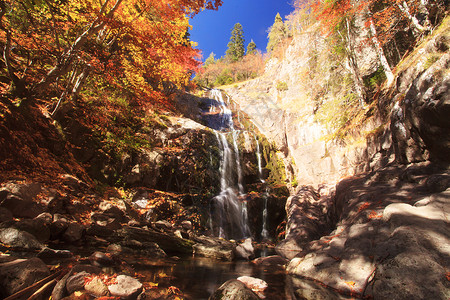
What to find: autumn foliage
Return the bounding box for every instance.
[0,0,222,108]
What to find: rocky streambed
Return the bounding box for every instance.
[0,179,292,300]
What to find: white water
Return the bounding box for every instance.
[209,89,249,240]
[255,136,269,240]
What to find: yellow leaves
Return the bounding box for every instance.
[345,281,356,287]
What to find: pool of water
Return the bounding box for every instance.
[125,255,296,299]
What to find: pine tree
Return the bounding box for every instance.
[225,23,245,62]
[267,13,286,53]
[205,52,216,66]
[246,40,257,55]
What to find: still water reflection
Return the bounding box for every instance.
[128,255,296,299]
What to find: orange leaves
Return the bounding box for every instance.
[368,210,383,219]
[358,202,371,213]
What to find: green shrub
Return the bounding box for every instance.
[276,81,288,91]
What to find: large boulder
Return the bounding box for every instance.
[192,235,235,261]
[276,186,334,259]
[0,227,43,250]
[0,257,50,298]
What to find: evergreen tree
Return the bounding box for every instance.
[205,52,216,66]
[246,40,257,55]
[267,13,286,53]
[225,23,245,62]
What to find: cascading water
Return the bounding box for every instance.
[208,89,249,240]
[255,136,270,241]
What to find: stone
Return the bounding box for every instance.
[154,220,173,231]
[234,238,255,260]
[50,219,69,240]
[85,276,109,297]
[86,223,114,237]
[37,247,73,259]
[108,275,143,299]
[91,212,122,230]
[0,194,44,218]
[62,222,85,243]
[66,271,90,294]
[0,257,50,297]
[0,207,13,223]
[98,201,126,221]
[181,220,193,231]
[89,251,115,267]
[2,182,42,201]
[118,226,193,255]
[14,218,51,242]
[0,227,43,250]
[252,255,287,267]
[192,235,235,261]
[237,276,268,298]
[209,279,260,300]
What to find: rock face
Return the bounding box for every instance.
[285,163,450,299]
[224,13,450,190]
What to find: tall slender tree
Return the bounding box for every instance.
[225,23,245,62]
[246,40,257,55]
[267,13,286,53]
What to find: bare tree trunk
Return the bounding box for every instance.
[397,1,429,34]
[368,18,395,87]
[339,18,366,106]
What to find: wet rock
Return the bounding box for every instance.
[85,276,109,297]
[119,239,167,258]
[192,235,235,261]
[252,255,287,267]
[89,251,115,267]
[0,207,13,223]
[108,275,143,299]
[237,276,268,298]
[62,222,85,243]
[0,257,50,297]
[234,238,255,260]
[118,226,193,255]
[0,227,43,250]
[66,271,90,294]
[209,279,260,300]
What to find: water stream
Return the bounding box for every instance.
[208,89,250,240]
[255,135,270,241]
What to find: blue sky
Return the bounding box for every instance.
[190,0,294,61]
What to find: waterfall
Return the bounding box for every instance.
[209,89,249,240]
[255,136,269,241]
